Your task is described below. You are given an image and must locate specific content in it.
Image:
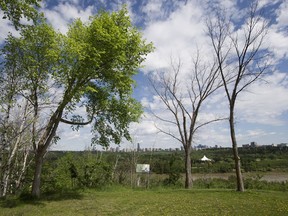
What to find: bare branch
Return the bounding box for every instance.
[154,123,183,143]
[193,117,229,133]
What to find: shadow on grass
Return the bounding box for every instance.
[0,190,84,208]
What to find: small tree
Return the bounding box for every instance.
[150,55,223,188]
[207,1,270,191]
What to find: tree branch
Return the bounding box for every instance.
[60,117,93,126]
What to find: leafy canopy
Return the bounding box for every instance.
[1,7,153,148]
[0,0,41,29]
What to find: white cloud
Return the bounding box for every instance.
[0,11,20,43]
[266,29,288,60]
[143,1,208,71]
[275,0,288,30]
[41,3,94,33]
[237,72,288,126]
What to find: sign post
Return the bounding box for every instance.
[136,164,150,188]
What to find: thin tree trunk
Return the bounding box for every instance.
[2,104,28,196]
[0,101,12,197]
[229,107,244,192]
[15,149,30,190]
[184,147,192,188]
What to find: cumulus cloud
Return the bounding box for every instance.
[136,0,288,148]
[143,1,208,71]
[0,11,20,43]
[41,3,94,33]
[237,72,288,126]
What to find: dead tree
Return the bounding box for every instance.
[150,54,224,188]
[207,1,270,191]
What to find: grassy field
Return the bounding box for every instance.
[1,188,288,216]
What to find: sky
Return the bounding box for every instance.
[0,0,287,151]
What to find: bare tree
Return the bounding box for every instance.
[150,54,224,188]
[207,1,270,191]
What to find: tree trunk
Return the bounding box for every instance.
[15,149,30,190]
[229,107,244,192]
[30,106,64,198]
[184,147,192,188]
[31,149,45,198]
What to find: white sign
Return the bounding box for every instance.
[136,164,150,173]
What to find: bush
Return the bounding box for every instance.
[163,172,182,187]
[41,152,113,192]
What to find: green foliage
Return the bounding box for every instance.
[39,147,288,192]
[162,153,183,186]
[1,7,153,197]
[1,6,153,147]
[40,152,113,193]
[54,7,153,147]
[0,0,41,29]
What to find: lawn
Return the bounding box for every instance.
[1,188,287,215]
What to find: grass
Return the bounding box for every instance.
[0,187,288,215]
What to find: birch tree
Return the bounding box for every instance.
[0,37,35,197]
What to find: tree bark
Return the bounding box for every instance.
[31,148,45,198]
[184,147,192,188]
[30,106,64,197]
[229,106,244,192]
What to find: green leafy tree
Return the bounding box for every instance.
[1,8,153,198]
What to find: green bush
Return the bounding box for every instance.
[41,152,113,192]
[163,172,182,187]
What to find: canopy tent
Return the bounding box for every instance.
[200,155,212,161]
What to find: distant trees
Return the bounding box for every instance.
[207,1,270,191]
[0,8,152,198]
[150,55,223,188]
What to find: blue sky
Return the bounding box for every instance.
[0,0,287,151]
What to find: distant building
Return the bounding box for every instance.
[277,143,288,147]
[242,142,258,148]
[250,141,258,147]
[195,144,209,150]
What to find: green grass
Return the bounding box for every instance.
[1,188,288,215]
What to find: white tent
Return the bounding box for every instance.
[200,155,212,161]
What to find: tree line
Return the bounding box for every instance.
[33,146,288,192]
